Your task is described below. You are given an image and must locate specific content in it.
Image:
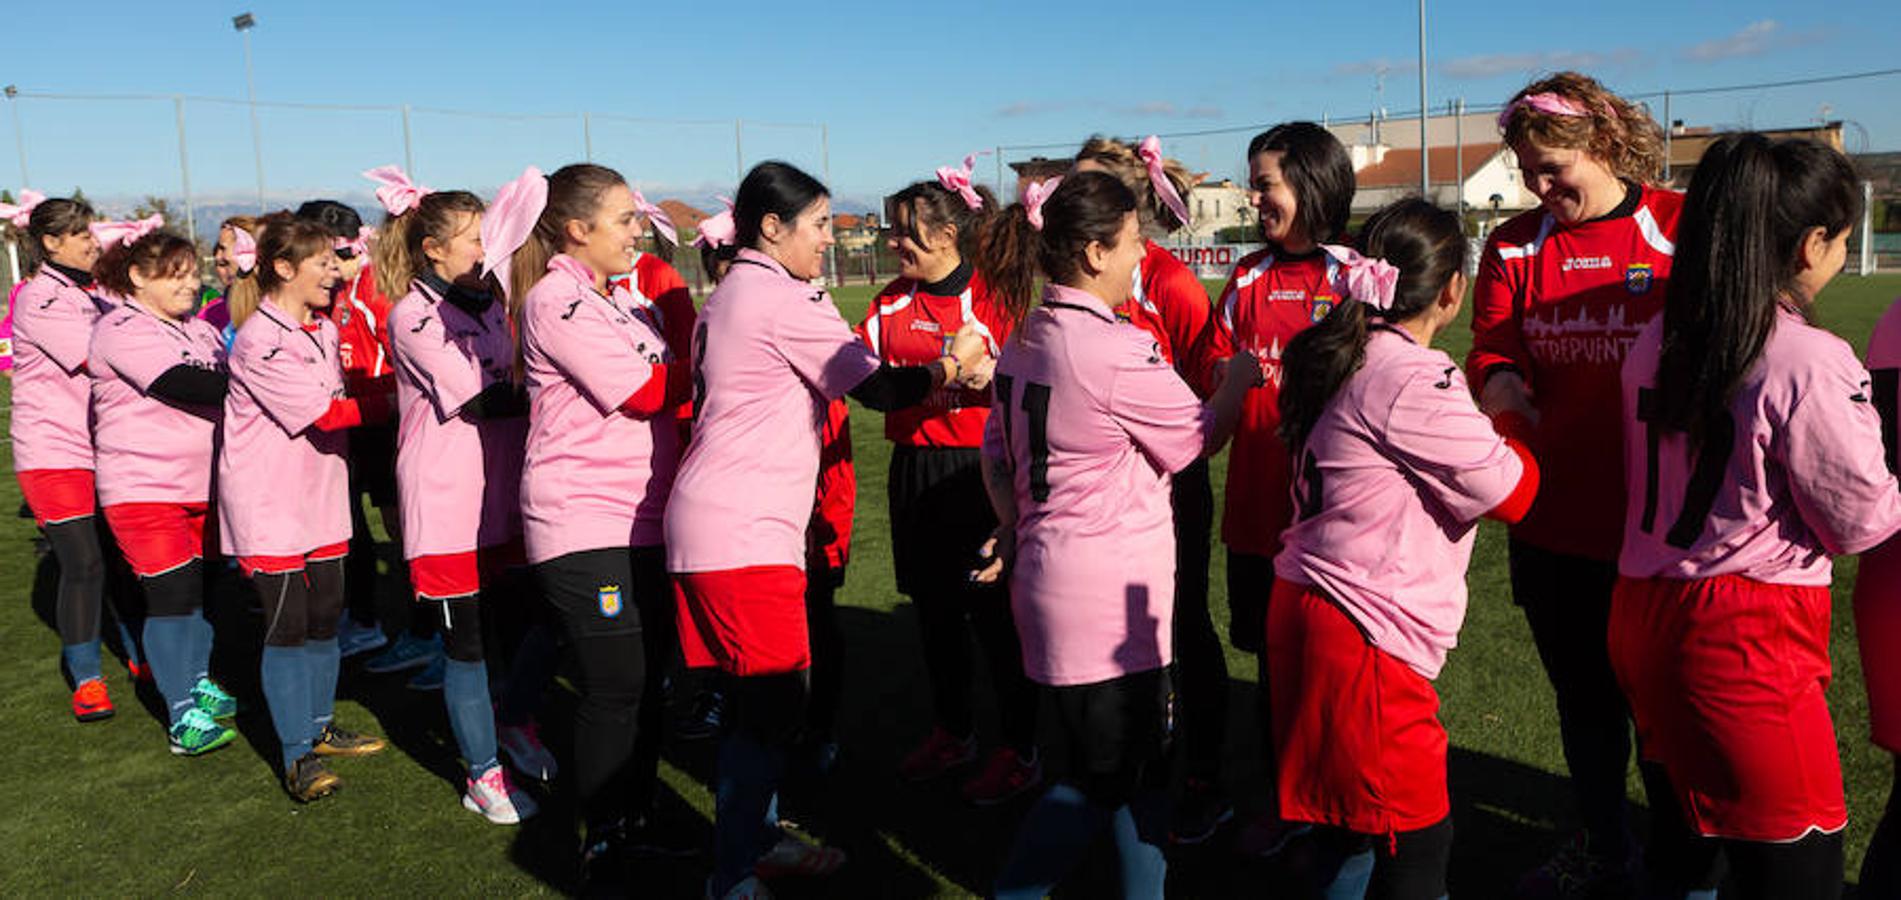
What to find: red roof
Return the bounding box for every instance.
[1354,142,1505,188]
[834,213,863,230]
[658,199,709,230]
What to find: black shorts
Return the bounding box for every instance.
[349,423,399,508]
[1046,666,1175,804]
[887,446,996,597]
[1227,550,1276,654]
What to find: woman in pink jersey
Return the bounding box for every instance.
[89,229,243,757]
[1610,135,1900,898]
[973,171,1259,899]
[666,160,989,899]
[375,184,547,824]
[864,167,1044,805]
[221,213,390,803]
[490,163,694,888]
[1858,294,1901,894]
[8,194,149,720]
[1470,73,1681,892]
[1270,200,1539,898]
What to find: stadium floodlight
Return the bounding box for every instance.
[4,84,25,187]
[232,12,265,211]
[232,12,255,30]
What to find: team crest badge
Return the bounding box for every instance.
[598,584,622,618]
[1625,263,1654,295]
[1311,296,1336,323]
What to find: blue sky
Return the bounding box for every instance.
[4,0,1898,213]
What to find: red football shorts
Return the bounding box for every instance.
[673,565,809,677]
[18,468,95,527]
[1267,579,1450,837]
[239,541,351,578]
[1609,573,1845,842]
[103,503,209,577]
[410,541,529,600]
[1856,540,1901,752]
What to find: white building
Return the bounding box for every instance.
[1345,141,1538,215]
[1183,179,1252,241]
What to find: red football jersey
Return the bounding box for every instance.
[1114,241,1216,396]
[610,252,698,421]
[1205,249,1339,557]
[325,267,394,396]
[1467,184,1683,561]
[807,398,855,572]
[855,270,1014,448]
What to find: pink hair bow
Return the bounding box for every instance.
[1022,177,1063,231]
[693,196,736,250]
[1137,135,1191,227]
[1323,245,1400,312]
[632,189,678,246]
[482,166,549,299]
[363,165,431,216]
[90,214,165,249]
[1496,92,1592,129]
[230,225,258,275]
[334,225,374,258]
[935,151,988,211]
[0,188,46,229]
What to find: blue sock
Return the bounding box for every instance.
[444,659,498,775]
[141,615,196,725]
[187,610,215,682]
[1318,846,1375,900]
[261,644,312,768]
[307,638,340,736]
[113,613,143,668]
[62,640,103,685]
[995,782,1113,900]
[713,730,786,896]
[1110,804,1168,899]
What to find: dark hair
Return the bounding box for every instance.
[975,170,1137,323]
[93,230,196,298]
[20,197,95,273]
[1246,122,1355,246]
[372,190,485,298]
[294,199,364,241]
[234,212,335,325]
[734,161,829,251]
[1654,134,1862,440]
[1278,199,1467,447]
[507,163,627,310]
[886,179,998,266]
[699,243,738,285]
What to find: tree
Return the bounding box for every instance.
[132,196,176,225]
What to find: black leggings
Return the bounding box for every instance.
[537,545,674,830]
[912,583,1036,751]
[45,518,108,647]
[805,566,844,739]
[1641,765,1842,899]
[1310,818,1455,900]
[256,558,346,646]
[1170,459,1223,779]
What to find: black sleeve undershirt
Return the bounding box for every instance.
[459,382,529,420]
[847,364,935,412]
[147,365,229,407]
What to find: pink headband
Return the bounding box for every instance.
[632,189,678,246]
[1496,92,1610,130]
[693,197,736,250]
[1022,177,1062,232]
[935,151,987,210]
[363,165,432,216]
[334,225,374,258]
[0,188,46,229]
[481,166,548,299]
[1322,245,1400,312]
[89,214,165,249]
[1137,135,1191,228]
[230,225,258,275]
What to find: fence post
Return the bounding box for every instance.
[1662,92,1673,183]
[173,96,195,249]
[583,112,593,163]
[1861,180,1876,276]
[401,105,415,179]
[734,119,744,180]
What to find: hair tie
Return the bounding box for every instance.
[693,197,737,250]
[334,224,373,258]
[89,214,165,249]
[1022,177,1063,232]
[935,151,988,211]
[0,189,46,229]
[1496,92,1595,130]
[363,165,432,216]
[481,166,549,299]
[632,189,679,246]
[1322,244,1400,311]
[1137,135,1191,227]
[230,225,258,275]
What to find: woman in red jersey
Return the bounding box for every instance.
[1469,71,1679,896]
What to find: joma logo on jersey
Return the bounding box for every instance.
[1625,263,1654,295]
[1268,289,1307,302]
[1561,255,1614,273]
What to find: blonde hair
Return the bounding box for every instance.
[372,190,485,299]
[1500,71,1667,185]
[1074,136,1196,236]
[221,215,263,326]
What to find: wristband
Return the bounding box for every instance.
[940,354,962,381]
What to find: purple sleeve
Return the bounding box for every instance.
[775,288,881,401]
[1380,365,1524,524]
[1781,350,1901,556]
[1106,333,1212,475]
[530,291,656,414]
[391,304,485,422]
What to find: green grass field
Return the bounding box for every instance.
[1,275,1898,898]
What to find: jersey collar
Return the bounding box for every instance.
[1041,283,1116,323]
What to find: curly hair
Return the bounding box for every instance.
[1500,71,1667,185]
